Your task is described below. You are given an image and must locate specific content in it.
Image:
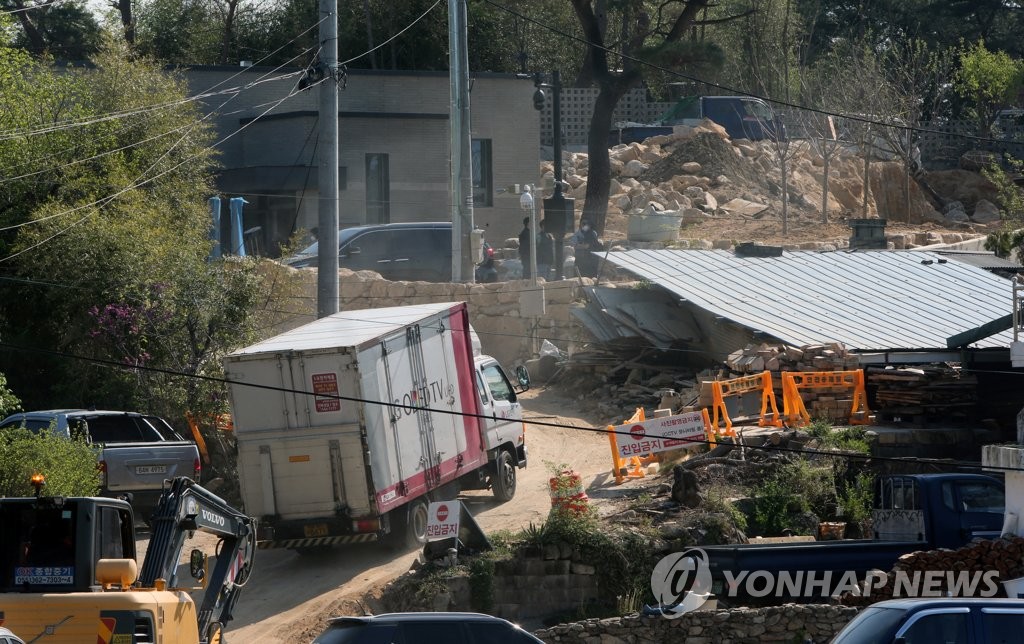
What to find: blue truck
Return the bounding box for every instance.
[610,95,785,145]
[699,473,1005,603]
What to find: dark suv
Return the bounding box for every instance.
[285,222,453,282]
[830,597,1024,644]
[312,613,544,644]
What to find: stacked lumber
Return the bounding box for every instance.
[867,364,977,421]
[840,537,1024,606]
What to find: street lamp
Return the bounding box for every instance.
[524,70,574,280]
[520,185,538,286]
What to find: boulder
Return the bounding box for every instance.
[943,200,969,223]
[621,159,648,177]
[704,192,719,211]
[681,161,702,174]
[972,198,1002,224]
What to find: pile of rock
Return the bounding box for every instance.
[840,537,1024,607]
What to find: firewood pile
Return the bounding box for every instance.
[866,364,978,423]
[840,537,1024,606]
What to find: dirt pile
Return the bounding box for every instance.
[550,120,1002,248]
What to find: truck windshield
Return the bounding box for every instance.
[831,606,905,644]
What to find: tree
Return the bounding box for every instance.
[0,40,265,431]
[571,0,747,234]
[954,40,1024,139]
[1,0,101,59]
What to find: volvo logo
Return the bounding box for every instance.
[201,508,226,527]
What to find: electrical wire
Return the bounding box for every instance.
[0,338,1019,473]
[338,0,443,66]
[479,0,1017,146]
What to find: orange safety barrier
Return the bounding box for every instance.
[608,407,656,484]
[710,370,782,438]
[607,407,712,484]
[781,370,871,427]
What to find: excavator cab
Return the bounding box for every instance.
[0,475,255,644]
[0,494,135,593]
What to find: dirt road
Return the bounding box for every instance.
[147,386,626,643]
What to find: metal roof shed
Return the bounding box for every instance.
[600,249,1015,361]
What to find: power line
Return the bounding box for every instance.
[0,338,1019,473]
[479,0,1017,146]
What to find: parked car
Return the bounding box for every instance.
[830,597,1024,644]
[0,627,25,644]
[0,410,201,516]
[312,613,544,644]
[284,222,453,282]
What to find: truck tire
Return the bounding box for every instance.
[406,498,429,549]
[492,450,517,502]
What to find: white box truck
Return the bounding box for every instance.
[223,302,529,551]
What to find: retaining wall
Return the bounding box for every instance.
[534,604,860,644]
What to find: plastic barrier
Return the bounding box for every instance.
[709,371,782,438]
[781,369,871,427]
[607,407,712,484]
[608,407,656,484]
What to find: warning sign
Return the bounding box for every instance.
[613,410,706,458]
[426,501,460,541]
[312,373,341,413]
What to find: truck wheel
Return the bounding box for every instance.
[492,450,517,502]
[406,498,429,549]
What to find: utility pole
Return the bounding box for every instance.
[316,0,339,317]
[448,0,475,282]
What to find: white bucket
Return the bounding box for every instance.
[1002,576,1024,599]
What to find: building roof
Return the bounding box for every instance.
[601,249,1016,351]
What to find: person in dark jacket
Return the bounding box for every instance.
[569,217,603,277]
[518,216,532,279]
[536,219,555,281]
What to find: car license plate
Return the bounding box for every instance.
[136,465,167,475]
[304,523,328,538]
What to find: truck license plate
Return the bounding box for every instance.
[136,465,167,475]
[304,523,328,538]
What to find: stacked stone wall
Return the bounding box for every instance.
[284,268,588,367]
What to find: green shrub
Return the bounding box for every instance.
[0,427,101,497]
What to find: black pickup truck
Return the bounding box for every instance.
[699,473,1005,602]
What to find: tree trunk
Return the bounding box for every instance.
[220,0,239,64]
[821,144,830,224]
[112,0,135,44]
[362,0,376,69]
[583,87,627,234]
[781,153,789,235]
[10,0,47,54]
[862,154,871,217]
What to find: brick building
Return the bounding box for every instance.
[184,66,540,256]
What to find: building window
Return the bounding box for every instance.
[365,153,390,224]
[472,139,493,207]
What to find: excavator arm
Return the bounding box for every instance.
[138,477,256,643]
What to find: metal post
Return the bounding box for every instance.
[448,0,475,282]
[529,186,538,287]
[316,0,339,317]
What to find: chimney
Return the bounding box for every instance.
[849,218,888,249]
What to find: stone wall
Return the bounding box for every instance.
[283,267,588,367]
[534,604,859,644]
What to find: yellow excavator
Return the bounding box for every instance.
[0,475,256,643]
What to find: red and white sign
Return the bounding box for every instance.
[614,411,706,458]
[426,501,460,542]
[312,373,341,413]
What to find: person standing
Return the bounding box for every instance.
[536,219,555,281]
[518,216,532,279]
[570,217,603,277]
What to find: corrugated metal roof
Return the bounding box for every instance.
[602,249,1015,351]
[934,250,1023,271]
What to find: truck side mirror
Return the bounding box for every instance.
[189,548,206,581]
[514,365,530,391]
